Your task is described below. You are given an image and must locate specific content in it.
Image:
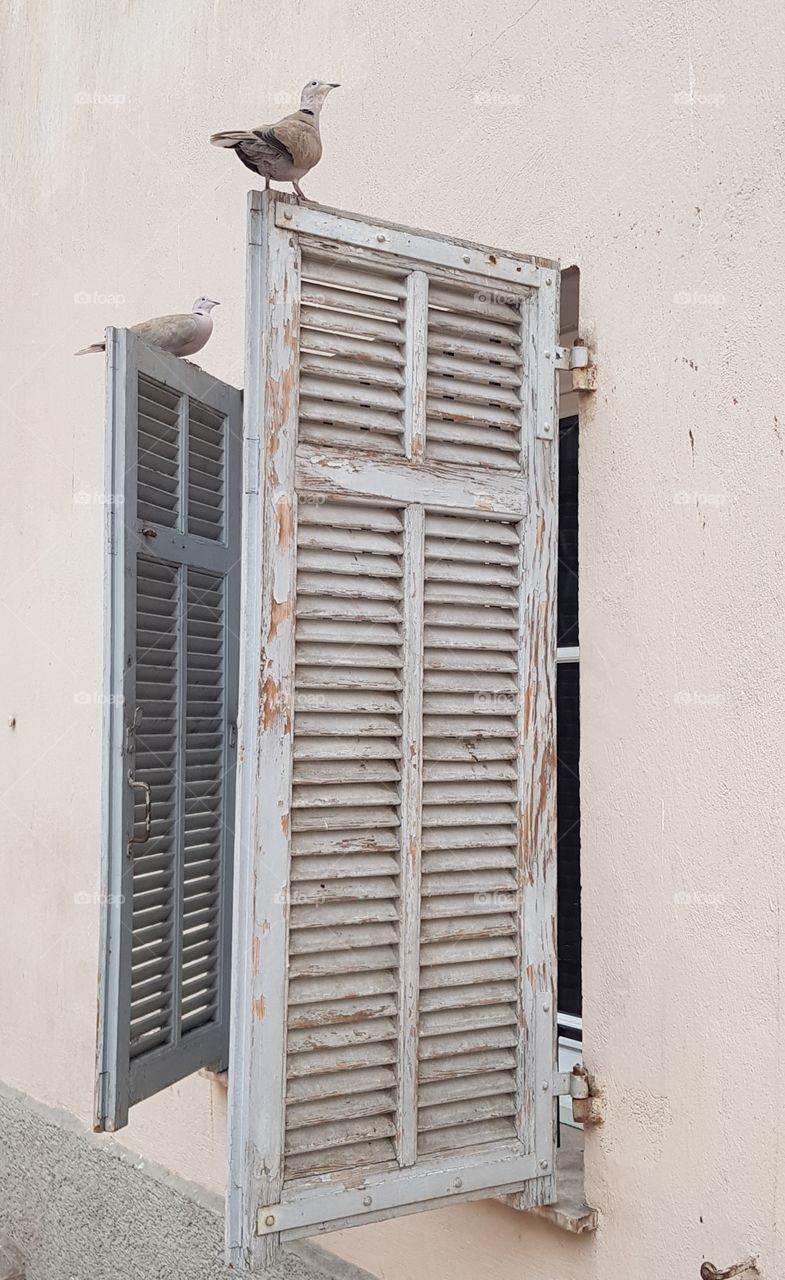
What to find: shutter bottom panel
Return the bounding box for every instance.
[130,559,228,1061]
[417,512,522,1155]
[130,558,179,1058]
[285,499,405,1181]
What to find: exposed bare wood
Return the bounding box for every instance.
[296,447,527,516]
[404,272,428,460]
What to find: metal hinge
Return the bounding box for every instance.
[552,1063,604,1125]
[555,342,597,391]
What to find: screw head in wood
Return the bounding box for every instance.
[462,255,470,263]
[539,1160,549,1171]
[283,209,292,220]
[362,1195,372,1207]
[264,1214,275,1226]
[545,276,553,284]
[377,233,386,242]
[453,1178,463,1189]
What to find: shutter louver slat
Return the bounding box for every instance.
[298,252,409,456]
[425,280,526,471]
[181,567,227,1035]
[285,498,404,1181]
[137,376,180,527]
[130,558,178,1059]
[418,511,522,1155]
[188,400,227,541]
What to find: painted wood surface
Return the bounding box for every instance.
[229,189,559,1266]
[96,329,242,1134]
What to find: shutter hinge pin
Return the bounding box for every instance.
[555,341,597,391]
[552,1063,604,1125]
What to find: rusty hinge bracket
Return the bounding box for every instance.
[555,341,597,391]
[552,1063,604,1125]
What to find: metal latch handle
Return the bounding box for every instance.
[127,771,152,857]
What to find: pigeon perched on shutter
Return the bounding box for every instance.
[210,79,339,199]
[75,297,219,357]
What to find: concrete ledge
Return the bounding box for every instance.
[0,1081,375,1280]
[529,1128,599,1234]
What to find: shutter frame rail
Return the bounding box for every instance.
[229,190,559,1269]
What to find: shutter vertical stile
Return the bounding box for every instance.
[396,504,425,1167]
[507,281,559,1208]
[97,328,241,1132]
[227,195,302,1271]
[229,192,559,1266]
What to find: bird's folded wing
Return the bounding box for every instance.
[229,125,296,169]
[131,313,197,350]
[252,126,295,162]
[263,117,321,168]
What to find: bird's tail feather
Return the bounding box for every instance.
[209,130,255,147]
[74,342,105,356]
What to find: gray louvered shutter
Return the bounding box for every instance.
[228,192,558,1269]
[96,328,242,1131]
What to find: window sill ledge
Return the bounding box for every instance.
[529,1127,598,1234]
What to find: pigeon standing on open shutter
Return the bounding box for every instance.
[76,298,219,357]
[209,80,339,199]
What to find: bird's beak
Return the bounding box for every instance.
[329,83,340,88]
[210,300,220,306]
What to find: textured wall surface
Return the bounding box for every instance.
[1,1,783,1277]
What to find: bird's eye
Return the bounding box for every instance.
[311,80,317,85]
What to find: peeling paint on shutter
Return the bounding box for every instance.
[229,192,558,1268]
[96,329,242,1131]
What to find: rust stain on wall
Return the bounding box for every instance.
[281,813,290,836]
[253,995,266,1020]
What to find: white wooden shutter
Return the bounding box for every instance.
[229,192,558,1268]
[96,329,242,1131]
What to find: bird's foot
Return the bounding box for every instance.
[292,181,308,201]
